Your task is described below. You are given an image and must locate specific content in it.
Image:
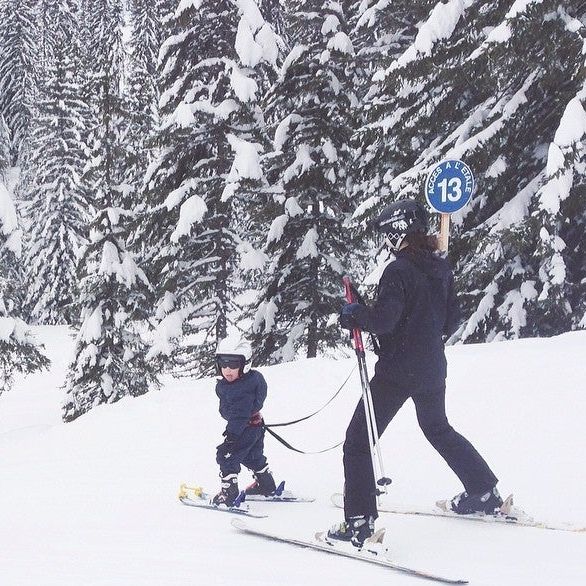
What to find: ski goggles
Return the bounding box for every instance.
[216,355,245,369]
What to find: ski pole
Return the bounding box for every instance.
[342,276,392,499]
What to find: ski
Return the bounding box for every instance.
[243,480,314,503]
[231,518,468,584]
[178,484,267,518]
[331,493,585,532]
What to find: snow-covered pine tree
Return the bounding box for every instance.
[37,0,77,66]
[0,115,9,172]
[350,0,474,228]
[252,0,356,362]
[0,0,39,163]
[346,0,430,76]
[125,0,164,194]
[35,1,84,97]
[353,0,586,341]
[227,1,281,270]
[141,0,278,375]
[326,2,431,295]
[348,0,432,215]
[259,0,286,39]
[0,169,49,395]
[529,39,586,335]
[63,0,158,422]
[21,0,89,325]
[0,119,27,322]
[446,2,585,340]
[156,0,177,26]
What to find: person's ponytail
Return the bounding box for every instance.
[404,231,440,253]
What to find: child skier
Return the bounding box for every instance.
[212,335,277,507]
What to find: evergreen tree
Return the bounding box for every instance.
[0,0,39,162]
[63,0,158,421]
[141,0,278,375]
[22,0,89,324]
[348,0,432,212]
[252,0,356,362]
[0,171,50,395]
[0,115,9,172]
[259,0,286,39]
[532,88,586,334]
[125,0,164,194]
[37,0,78,66]
[351,0,586,341]
[157,0,177,26]
[347,0,429,77]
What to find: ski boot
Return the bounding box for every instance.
[450,486,503,515]
[327,515,375,548]
[212,473,239,507]
[245,465,277,496]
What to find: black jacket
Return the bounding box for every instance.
[352,249,461,390]
[216,370,267,436]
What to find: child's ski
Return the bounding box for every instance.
[244,480,314,503]
[331,493,585,532]
[231,518,468,584]
[178,484,267,518]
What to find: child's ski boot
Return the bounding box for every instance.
[212,473,239,507]
[245,465,276,496]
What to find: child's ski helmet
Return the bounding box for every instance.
[215,335,252,375]
[373,199,429,251]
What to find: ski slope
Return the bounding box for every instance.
[1,326,585,585]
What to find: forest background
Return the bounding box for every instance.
[0,0,584,421]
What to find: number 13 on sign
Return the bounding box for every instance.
[438,177,463,203]
[425,160,475,252]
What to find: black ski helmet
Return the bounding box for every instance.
[373,199,429,251]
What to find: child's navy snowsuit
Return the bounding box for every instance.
[215,369,268,476]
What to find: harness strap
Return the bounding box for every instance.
[261,365,356,454]
[264,426,344,454]
[264,364,356,428]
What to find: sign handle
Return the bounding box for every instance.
[439,213,450,252]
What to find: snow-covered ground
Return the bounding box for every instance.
[1,327,585,585]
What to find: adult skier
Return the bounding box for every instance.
[328,199,502,547]
[212,335,277,506]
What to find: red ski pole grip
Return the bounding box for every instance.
[342,276,364,353]
[342,276,354,303]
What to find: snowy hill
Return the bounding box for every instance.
[1,327,585,586]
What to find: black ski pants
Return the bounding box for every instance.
[343,373,498,520]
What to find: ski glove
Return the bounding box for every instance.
[249,411,263,427]
[339,303,364,330]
